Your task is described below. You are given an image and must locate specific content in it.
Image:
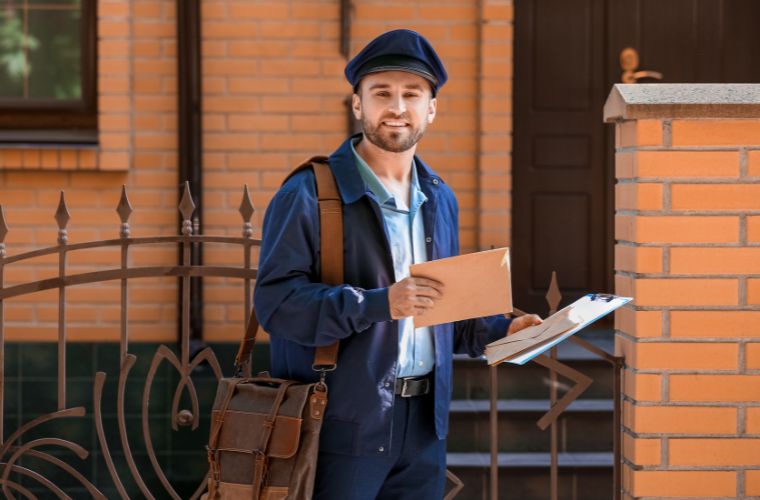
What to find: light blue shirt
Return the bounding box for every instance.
[351,139,435,378]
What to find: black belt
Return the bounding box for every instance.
[394,375,431,397]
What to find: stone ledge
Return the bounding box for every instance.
[604,84,760,122]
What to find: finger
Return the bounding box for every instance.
[414,285,443,299]
[413,306,431,316]
[411,277,444,291]
[413,296,436,308]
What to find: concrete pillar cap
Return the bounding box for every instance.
[604,83,760,122]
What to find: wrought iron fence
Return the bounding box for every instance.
[0,184,619,499]
[0,184,262,498]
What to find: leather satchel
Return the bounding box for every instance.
[203,158,342,500]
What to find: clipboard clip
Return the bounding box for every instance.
[589,293,615,302]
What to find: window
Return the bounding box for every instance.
[0,0,96,143]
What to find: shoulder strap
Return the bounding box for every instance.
[310,160,343,370]
[235,157,342,375]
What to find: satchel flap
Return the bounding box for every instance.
[219,378,312,420]
[213,409,302,459]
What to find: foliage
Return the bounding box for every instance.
[0,8,39,83]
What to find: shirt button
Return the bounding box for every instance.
[432,179,439,185]
[418,361,424,367]
[384,382,390,388]
[425,236,432,243]
[378,446,385,452]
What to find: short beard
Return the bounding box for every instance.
[361,115,427,153]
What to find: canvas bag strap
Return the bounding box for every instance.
[234,157,342,375]
[206,378,246,486]
[250,379,296,500]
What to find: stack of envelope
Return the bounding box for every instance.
[486,294,632,365]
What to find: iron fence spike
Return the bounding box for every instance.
[545,271,562,315]
[178,181,196,221]
[239,184,255,223]
[55,191,71,230]
[116,185,134,224]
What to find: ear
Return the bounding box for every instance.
[427,97,437,124]
[352,94,362,120]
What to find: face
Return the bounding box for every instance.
[352,70,437,153]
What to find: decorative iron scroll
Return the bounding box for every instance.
[0,184,464,498]
[0,184,257,498]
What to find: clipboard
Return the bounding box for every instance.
[485,293,632,366]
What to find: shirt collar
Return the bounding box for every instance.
[350,138,393,205]
[327,134,444,206]
[350,137,427,209]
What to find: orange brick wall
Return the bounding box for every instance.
[613,112,760,498]
[0,0,515,343]
[0,0,179,343]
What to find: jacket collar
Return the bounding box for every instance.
[328,133,444,205]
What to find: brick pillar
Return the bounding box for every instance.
[605,84,760,499]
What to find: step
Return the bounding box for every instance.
[447,399,614,453]
[447,452,613,468]
[449,398,613,413]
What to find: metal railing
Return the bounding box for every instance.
[489,271,623,500]
[0,184,265,498]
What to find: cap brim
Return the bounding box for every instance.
[360,65,438,86]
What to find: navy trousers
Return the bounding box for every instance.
[313,392,447,500]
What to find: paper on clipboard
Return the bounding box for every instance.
[410,247,512,328]
[485,294,632,366]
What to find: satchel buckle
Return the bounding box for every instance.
[311,362,337,372]
[312,368,330,394]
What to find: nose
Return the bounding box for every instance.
[388,93,406,114]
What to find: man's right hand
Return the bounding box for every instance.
[387,277,444,319]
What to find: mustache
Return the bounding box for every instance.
[380,113,410,121]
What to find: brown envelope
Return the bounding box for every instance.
[410,247,512,328]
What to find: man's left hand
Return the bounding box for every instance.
[507,314,543,335]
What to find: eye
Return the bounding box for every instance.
[404,92,421,98]
[375,91,390,98]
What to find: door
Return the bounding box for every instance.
[512,0,760,316]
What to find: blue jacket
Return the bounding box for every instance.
[254,135,510,457]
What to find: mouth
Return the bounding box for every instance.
[381,119,409,128]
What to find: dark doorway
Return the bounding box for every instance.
[512,0,760,316]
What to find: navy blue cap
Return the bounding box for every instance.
[345,29,448,96]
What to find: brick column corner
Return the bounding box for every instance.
[605,83,760,499]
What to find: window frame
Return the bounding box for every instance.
[0,0,98,143]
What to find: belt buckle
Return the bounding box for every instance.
[400,378,413,398]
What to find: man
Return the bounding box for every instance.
[254,29,541,499]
